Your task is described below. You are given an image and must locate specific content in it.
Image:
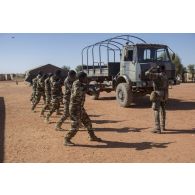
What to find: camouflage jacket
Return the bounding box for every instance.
[32,75,41,91]
[64,77,75,102]
[145,70,169,100]
[49,75,63,96]
[36,77,45,93]
[45,77,51,96]
[70,80,88,108]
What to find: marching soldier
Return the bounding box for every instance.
[40,73,53,117]
[64,71,102,146]
[31,74,47,112]
[55,70,76,130]
[45,70,63,123]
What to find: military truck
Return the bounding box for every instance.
[81,35,176,107]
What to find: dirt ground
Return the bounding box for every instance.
[0,81,195,163]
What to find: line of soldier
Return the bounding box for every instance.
[30,70,102,146]
[30,64,169,146]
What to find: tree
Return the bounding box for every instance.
[75,65,83,73]
[170,53,183,76]
[61,65,70,74]
[187,64,195,82]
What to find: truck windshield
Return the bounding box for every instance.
[137,47,170,62]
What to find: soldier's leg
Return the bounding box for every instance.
[40,98,50,116]
[152,101,161,133]
[64,108,80,146]
[81,108,102,141]
[45,97,58,123]
[160,101,166,131]
[31,93,41,111]
[55,101,69,130]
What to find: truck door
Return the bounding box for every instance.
[120,47,136,82]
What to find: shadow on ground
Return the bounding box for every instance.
[76,140,173,150]
[163,129,195,134]
[94,127,148,133]
[0,97,5,163]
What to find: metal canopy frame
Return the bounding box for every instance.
[81,34,147,73]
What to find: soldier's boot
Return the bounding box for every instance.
[64,131,77,146]
[40,109,44,117]
[56,109,61,115]
[31,104,36,112]
[55,122,63,131]
[44,114,50,124]
[88,130,102,142]
[153,110,161,134]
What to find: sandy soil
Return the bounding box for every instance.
[0,81,195,163]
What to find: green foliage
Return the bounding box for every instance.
[187,64,195,80]
[75,65,83,73]
[170,53,183,76]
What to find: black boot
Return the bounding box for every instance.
[88,130,102,142]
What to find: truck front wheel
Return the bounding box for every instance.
[116,83,132,107]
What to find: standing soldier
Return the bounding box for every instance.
[45,70,63,123]
[31,74,47,112]
[64,71,102,146]
[145,65,169,134]
[30,71,43,104]
[55,70,77,130]
[40,73,53,117]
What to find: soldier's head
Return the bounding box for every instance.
[54,70,61,77]
[77,71,87,83]
[48,73,53,78]
[68,70,76,81]
[38,71,43,76]
[42,74,48,80]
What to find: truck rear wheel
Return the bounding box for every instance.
[116,83,132,107]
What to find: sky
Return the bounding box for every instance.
[0,33,195,73]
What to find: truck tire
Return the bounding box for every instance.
[116,83,132,107]
[90,81,100,100]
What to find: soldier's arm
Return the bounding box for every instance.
[71,82,82,99]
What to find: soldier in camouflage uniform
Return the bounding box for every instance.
[64,71,102,146]
[30,71,43,104]
[31,74,47,111]
[40,73,53,117]
[55,70,77,130]
[145,65,169,134]
[45,70,63,123]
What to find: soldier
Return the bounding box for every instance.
[45,70,63,123]
[40,73,53,117]
[64,71,102,146]
[145,65,169,134]
[30,71,43,104]
[31,74,47,112]
[55,70,77,130]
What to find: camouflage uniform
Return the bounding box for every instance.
[30,75,40,104]
[64,79,101,145]
[55,76,75,129]
[40,77,51,116]
[145,68,169,133]
[45,75,63,122]
[31,76,46,111]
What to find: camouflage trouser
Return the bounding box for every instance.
[65,106,94,140]
[32,91,46,110]
[152,100,166,130]
[41,95,51,114]
[30,90,36,103]
[47,95,61,117]
[56,100,70,126]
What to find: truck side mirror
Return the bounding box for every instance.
[172,53,175,61]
